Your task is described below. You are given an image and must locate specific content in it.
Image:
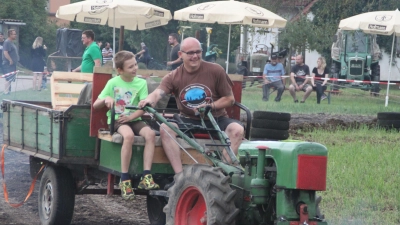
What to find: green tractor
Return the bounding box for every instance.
[331,30,381,95]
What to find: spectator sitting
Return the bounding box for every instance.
[262,54,285,102]
[102,42,113,65]
[288,55,313,103]
[310,56,329,104]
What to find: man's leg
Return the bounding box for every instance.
[262,84,271,101]
[274,81,285,101]
[289,84,297,102]
[302,85,313,102]
[159,122,183,174]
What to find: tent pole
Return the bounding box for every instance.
[385,33,395,107]
[226,24,231,73]
[113,8,116,68]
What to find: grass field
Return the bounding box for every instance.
[301,127,400,225]
[1,76,399,225]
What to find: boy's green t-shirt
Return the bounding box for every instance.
[98,76,148,124]
[81,42,102,73]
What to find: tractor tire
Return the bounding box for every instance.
[377,112,400,120]
[164,164,239,225]
[371,64,381,96]
[251,119,289,130]
[331,62,340,91]
[38,166,75,225]
[147,195,167,225]
[250,128,289,140]
[253,111,291,121]
[377,119,400,129]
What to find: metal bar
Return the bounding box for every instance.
[21,106,24,149]
[107,173,115,196]
[49,113,53,157]
[35,109,39,153]
[7,103,10,145]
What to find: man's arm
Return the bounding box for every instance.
[3,51,13,65]
[138,88,167,108]
[72,65,81,72]
[212,94,235,110]
[302,66,311,85]
[167,57,182,66]
[94,59,101,67]
[290,72,297,85]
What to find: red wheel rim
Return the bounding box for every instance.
[175,186,207,225]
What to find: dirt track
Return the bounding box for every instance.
[0,113,377,225]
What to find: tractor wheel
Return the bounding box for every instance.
[371,64,381,96]
[164,164,239,225]
[250,128,289,140]
[38,165,75,225]
[331,62,340,91]
[253,111,291,121]
[147,195,167,225]
[377,112,400,120]
[251,119,289,130]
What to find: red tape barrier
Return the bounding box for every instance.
[1,144,45,208]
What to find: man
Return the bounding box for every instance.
[288,55,313,103]
[102,42,113,64]
[139,37,244,180]
[135,42,151,66]
[0,32,4,74]
[262,54,285,102]
[72,30,102,73]
[2,29,19,94]
[166,33,182,70]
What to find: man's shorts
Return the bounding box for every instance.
[110,120,148,135]
[178,115,243,132]
[294,82,311,92]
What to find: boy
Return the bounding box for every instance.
[93,51,159,200]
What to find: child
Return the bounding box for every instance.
[93,51,159,200]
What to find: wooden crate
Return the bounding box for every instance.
[51,72,93,110]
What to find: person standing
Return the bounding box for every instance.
[262,54,285,102]
[166,33,182,70]
[0,32,4,74]
[288,55,313,103]
[2,29,19,94]
[135,42,151,67]
[102,42,113,64]
[72,30,102,73]
[311,57,329,104]
[31,37,47,91]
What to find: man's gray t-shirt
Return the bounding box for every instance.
[291,64,310,83]
[2,39,19,65]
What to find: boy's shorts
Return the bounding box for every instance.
[110,120,148,135]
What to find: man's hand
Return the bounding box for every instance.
[167,61,173,66]
[104,97,114,109]
[138,99,153,108]
[9,60,13,65]
[263,79,270,84]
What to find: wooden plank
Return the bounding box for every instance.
[52,71,93,82]
[53,83,85,94]
[52,99,79,106]
[90,72,112,137]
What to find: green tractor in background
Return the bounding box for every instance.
[331,30,381,95]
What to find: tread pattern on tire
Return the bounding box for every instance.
[250,128,289,140]
[377,119,400,129]
[251,119,289,130]
[253,111,291,121]
[164,164,239,225]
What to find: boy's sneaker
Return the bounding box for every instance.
[119,180,135,200]
[138,174,160,190]
[321,94,328,101]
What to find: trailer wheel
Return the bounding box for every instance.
[39,166,75,225]
[164,165,239,225]
[253,111,291,121]
[147,195,167,225]
[251,119,289,130]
